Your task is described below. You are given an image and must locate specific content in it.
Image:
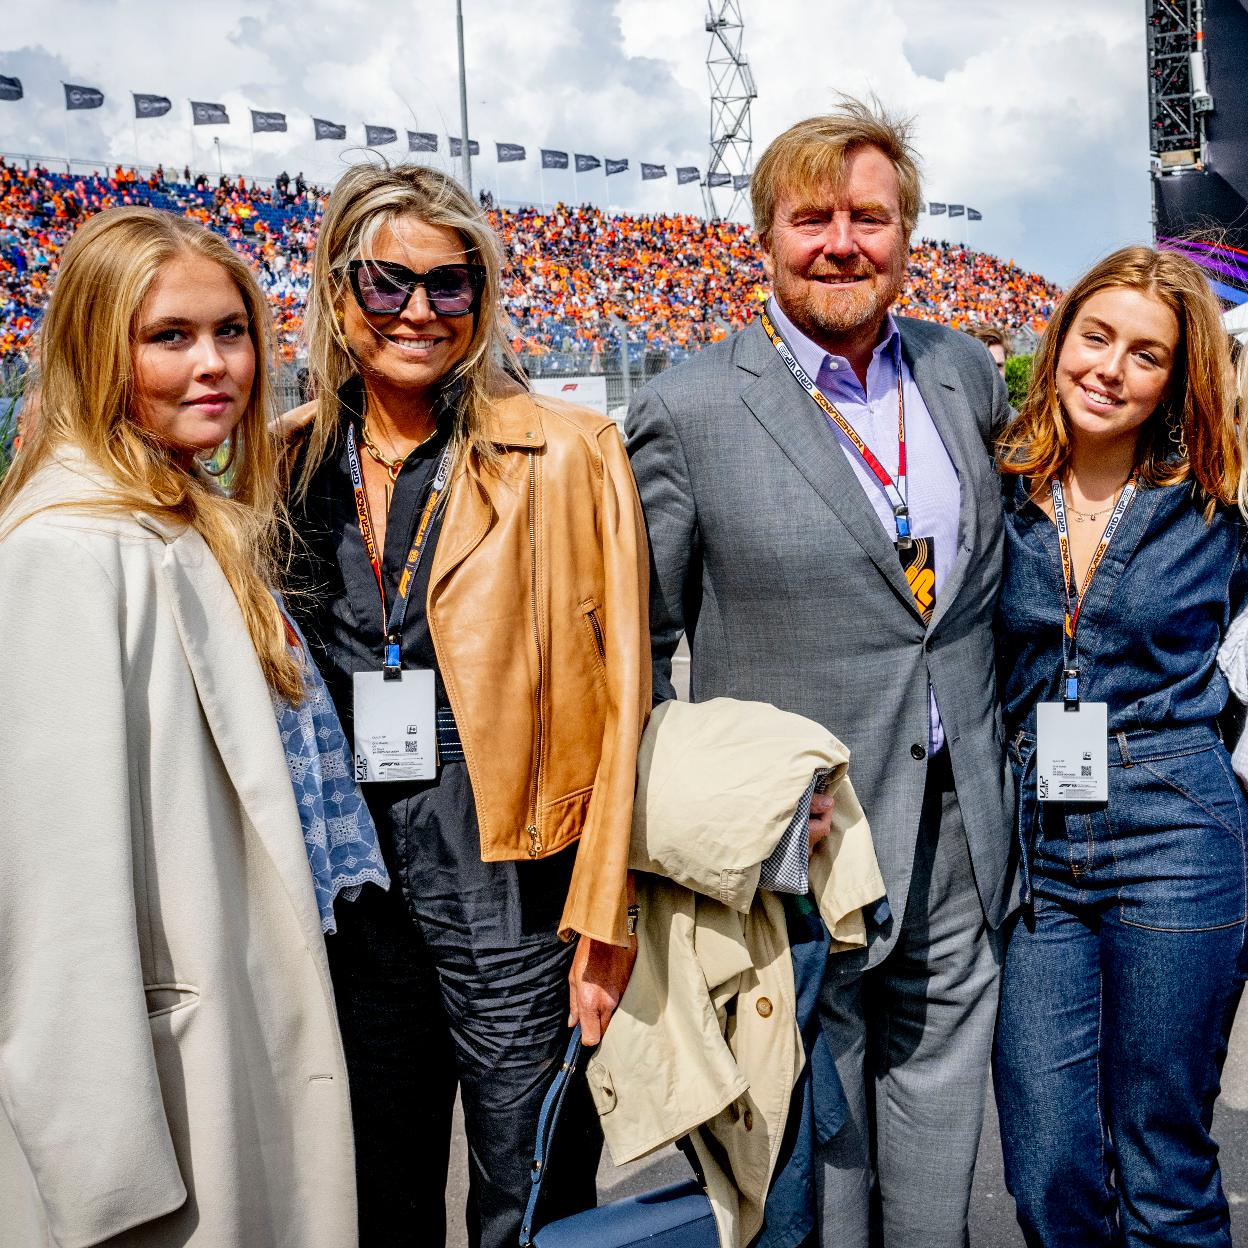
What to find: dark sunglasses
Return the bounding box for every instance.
[346,260,485,317]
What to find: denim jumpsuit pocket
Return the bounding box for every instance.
[1110,732,1247,934]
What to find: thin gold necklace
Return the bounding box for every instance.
[1068,500,1117,522]
[1066,482,1126,523]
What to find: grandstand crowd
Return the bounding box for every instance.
[0,156,1062,367]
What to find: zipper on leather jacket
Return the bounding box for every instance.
[527,454,544,857]
[585,604,606,662]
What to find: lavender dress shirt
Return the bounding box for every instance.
[767,298,962,753]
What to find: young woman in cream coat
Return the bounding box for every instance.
[0,209,357,1247]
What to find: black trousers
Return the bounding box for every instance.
[327,880,601,1248]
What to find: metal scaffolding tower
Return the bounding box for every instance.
[704,1,757,222]
[1146,0,1212,171]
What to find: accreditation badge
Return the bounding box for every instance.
[1035,701,1108,802]
[897,535,936,625]
[352,668,437,783]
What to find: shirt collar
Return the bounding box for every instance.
[766,296,901,384]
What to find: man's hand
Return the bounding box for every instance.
[808,790,835,859]
[568,933,637,1047]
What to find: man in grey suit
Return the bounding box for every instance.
[626,99,1014,1247]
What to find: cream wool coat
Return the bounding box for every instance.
[587,698,887,1248]
[0,456,356,1248]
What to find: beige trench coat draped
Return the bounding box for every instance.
[588,697,887,1248]
[0,456,356,1248]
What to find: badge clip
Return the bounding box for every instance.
[384,636,402,681]
[1063,666,1080,712]
[894,505,913,551]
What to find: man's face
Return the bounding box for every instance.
[760,145,908,350]
[988,343,1006,375]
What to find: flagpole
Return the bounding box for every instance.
[456,0,473,195]
[539,165,546,211]
[572,165,579,207]
[60,84,70,174]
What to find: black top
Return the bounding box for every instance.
[285,396,573,947]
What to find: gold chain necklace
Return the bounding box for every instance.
[360,420,407,483]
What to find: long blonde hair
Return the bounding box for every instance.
[0,206,304,702]
[298,160,523,496]
[998,245,1238,516]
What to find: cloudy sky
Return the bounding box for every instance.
[1,0,1150,285]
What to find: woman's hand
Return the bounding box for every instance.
[272,399,316,438]
[568,933,637,1047]
[809,790,835,858]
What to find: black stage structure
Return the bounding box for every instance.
[1149,0,1248,295]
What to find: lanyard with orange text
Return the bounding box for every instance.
[1034,476,1134,803]
[344,430,454,679]
[760,306,912,548]
[1050,476,1136,707]
[760,306,937,623]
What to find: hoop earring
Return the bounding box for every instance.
[1167,412,1189,460]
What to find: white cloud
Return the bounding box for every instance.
[0,0,1152,283]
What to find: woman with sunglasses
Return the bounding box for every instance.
[285,162,650,1248]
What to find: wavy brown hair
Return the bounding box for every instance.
[297,161,524,497]
[998,245,1238,516]
[0,206,304,702]
[751,95,923,244]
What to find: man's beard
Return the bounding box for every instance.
[779,264,903,343]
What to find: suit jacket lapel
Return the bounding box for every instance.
[898,323,983,633]
[144,519,334,990]
[738,322,925,622]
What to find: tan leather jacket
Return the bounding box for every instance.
[426,390,650,946]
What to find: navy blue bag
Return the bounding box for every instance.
[519,1025,720,1247]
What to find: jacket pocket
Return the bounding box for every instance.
[580,598,607,682]
[144,982,200,1019]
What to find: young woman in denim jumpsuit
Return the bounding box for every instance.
[993,245,1248,1247]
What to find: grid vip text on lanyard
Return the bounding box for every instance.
[760,308,914,549]
[1050,475,1136,708]
[345,429,455,679]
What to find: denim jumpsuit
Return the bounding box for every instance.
[994,476,1248,1247]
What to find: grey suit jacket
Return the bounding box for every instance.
[626,315,1016,961]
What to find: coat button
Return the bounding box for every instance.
[743,1109,754,1131]
[756,997,773,1018]
[911,744,926,760]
